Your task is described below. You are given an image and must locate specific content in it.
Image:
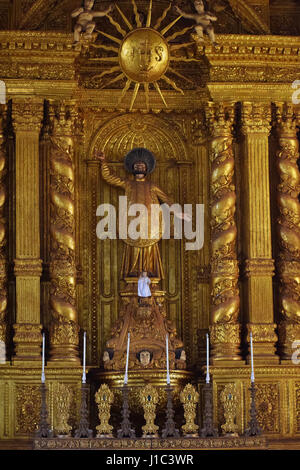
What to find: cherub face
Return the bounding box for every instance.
[103,351,110,362]
[194,0,204,13]
[85,0,94,10]
[180,350,186,361]
[140,350,151,366]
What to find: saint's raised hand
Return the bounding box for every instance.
[94,150,105,161]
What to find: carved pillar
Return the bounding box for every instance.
[241,102,278,363]
[12,98,43,361]
[206,102,241,362]
[0,105,8,349]
[48,101,80,363]
[275,103,300,360]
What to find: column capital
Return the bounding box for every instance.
[49,100,79,137]
[12,98,43,133]
[274,102,300,137]
[241,102,271,135]
[205,101,235,137]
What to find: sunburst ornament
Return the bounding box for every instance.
[90,0,197,110]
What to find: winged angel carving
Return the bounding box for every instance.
[176,0,226,45]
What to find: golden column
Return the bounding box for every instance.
[206,102,241,362]
[275,103,300,360]
[48,101,80,363]
[241,102,278,363]
[12,98,44,361]
[0,104,7,347]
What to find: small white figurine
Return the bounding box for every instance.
[71,0,113,44]
[138,270,151,299]
[176,0,218,46]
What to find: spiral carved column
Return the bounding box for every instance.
[241,102,278,363]
[206,102,241,362]
[49,101,80,363]
[275,103,300,360]
[0,105,7,351]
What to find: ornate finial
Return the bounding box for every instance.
[140,384,159,438]
[220,383,239,436]
[180,383,199,437]
[54,383,72,437]
[95,384,114,438]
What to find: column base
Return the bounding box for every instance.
[50,319,80,363]
[13,323,42,361]
[246,323,279,363]
[209,324,241,362]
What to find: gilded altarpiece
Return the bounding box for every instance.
[0,14,299,441]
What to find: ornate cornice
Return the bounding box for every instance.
[202,34,300,65]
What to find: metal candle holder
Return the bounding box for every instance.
[200,381,218,437]
[117,384,136,438]
[74,382,93,438]
[161,384,180,438]
[244,381,262,436]
[36,383,53,438]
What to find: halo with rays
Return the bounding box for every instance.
[90,0,198,111]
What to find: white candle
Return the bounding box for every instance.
[124,333,130,385]
[206,333,210,384]
[250,332,255,383]
[166,334,170,385]
[82,331,86,384]
[41,333,45,384]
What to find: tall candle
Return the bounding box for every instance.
[166,334,170,385]
[82,331,86,384]
[206,333,210,384]
[124,332,130,385]
[250,332,255,383]
[41,333,45,384]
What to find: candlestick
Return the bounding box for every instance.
[166,334,170,385]
[206,333,210,384]
[250,332,255,383]
[82,331,86,384]
[124,332,130,385]
[41,333,45,384]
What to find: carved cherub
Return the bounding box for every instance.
[175,0,219,46]
[71,0,114,44]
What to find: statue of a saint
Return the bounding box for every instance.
[138,270,151,299]
[176,0,218,46]
[71,0,113,44]
[96,148,188,280]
